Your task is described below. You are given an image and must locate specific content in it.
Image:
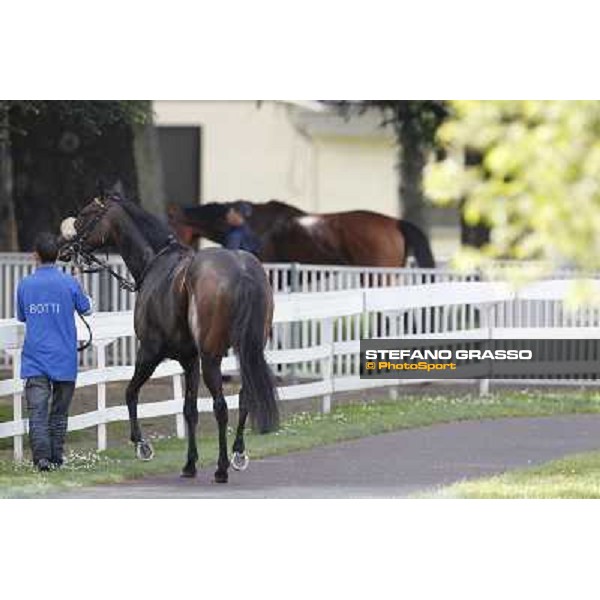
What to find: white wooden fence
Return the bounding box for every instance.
[0,255,473,370]
[2,278,600,461]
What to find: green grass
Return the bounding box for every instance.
[433,451,600,499]
[4,389,600,498]
[0,405,13,451]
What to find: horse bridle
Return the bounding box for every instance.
[59,198,135,288]
[61,197,184,293]
[58,198,125,352]
[60,197,185,351]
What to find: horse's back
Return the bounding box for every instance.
[186,248,272,356]
[276,210,404,267]
[191,247,267,283]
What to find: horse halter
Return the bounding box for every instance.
[59,197,182,294]
[60,197,109,259]
[59,197,138,293]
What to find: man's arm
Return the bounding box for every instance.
[70,277,92,316]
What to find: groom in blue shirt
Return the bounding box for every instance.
[223,204,261,257]
[16,232,92,471]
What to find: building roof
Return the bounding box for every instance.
[288,102,395,139]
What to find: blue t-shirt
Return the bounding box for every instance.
[16,265,92,381]
[224,225,261,256]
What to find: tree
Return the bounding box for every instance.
[425,101,600,271]
[0,101,151,250]
[0,102,17,250]
[329,101,448,231]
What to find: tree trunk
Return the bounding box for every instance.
[398,119,427,231]
[0,103,18,251]
[460,199,491,248]
[132,123,166,217]
[460,150,490,248]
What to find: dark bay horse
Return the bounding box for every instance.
[168,199,435,267]
[59,196,279,482]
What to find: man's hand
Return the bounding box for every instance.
[71,266,83,282]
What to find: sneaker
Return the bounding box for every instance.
[37,458,51,472]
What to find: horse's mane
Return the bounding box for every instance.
[178,200,305,225]
[182,203,228,222]
[116,197,176,252]
[264,199,306,217]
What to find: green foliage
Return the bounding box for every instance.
[426,101,600,269]
[6,100,151,134]
[3,100,151,249]
[329,100,448,146]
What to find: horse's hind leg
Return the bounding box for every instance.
[231,387,249,471]
[180,357,200,478]
[201,354,230,483]
[126,345,162,460]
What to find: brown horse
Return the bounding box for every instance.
[168,200,435,267]
[58,195,279,483]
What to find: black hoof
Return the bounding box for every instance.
[181,458,197,478]
[214,470,229,484]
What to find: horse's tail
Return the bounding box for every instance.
[398,220,435,268]
[230,272,279,433]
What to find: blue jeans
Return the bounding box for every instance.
[25,376,74,465]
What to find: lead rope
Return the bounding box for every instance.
[77,252,138,292]
[76,311,93,353]
[70,239,186,352]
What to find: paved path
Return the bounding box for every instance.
[52,415,600,498]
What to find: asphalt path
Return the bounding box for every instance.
[51,414,600,498]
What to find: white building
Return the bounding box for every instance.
[151,101,458,256]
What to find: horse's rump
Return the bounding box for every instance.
[186,249,278,432]
[185,249,273,353]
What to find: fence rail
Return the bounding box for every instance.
[2,278,600,461]
[0,255,472,369]
[2,255,600,371]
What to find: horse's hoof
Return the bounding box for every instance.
[181,459,197,478]
[214,470,228,484]
[135,440,154,461]
[231,451,249,471]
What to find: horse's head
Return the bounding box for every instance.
[167,203,197,247]
[58,195,121,261]
[168,202,231,246]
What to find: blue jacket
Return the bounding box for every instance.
[224,225,261,256]
[16,265,92,381]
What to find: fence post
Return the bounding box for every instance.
[173,373,185,438]
[290,262,301,380]
[479,302,492,397]
[9,348,23,461]
[96,342,108,451]
[321,317,334,413]
[290,262,300,294]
